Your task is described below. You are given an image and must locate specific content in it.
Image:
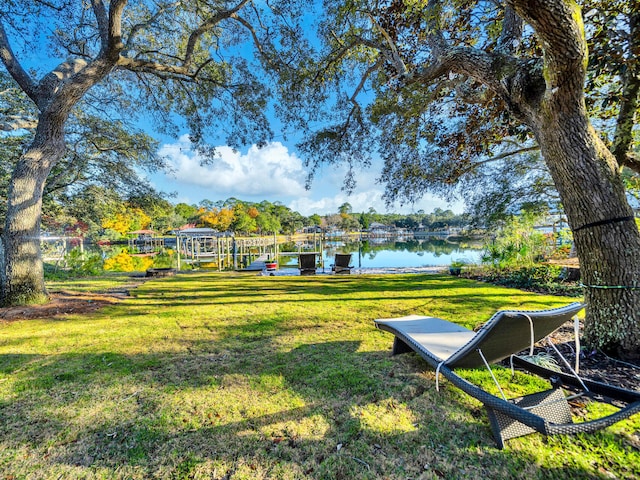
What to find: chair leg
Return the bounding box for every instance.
[392,337,414,355]
[485,388,572,448]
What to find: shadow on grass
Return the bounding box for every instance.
[2,337,635,478]
[120,273,562,330]
[2,273,615,477]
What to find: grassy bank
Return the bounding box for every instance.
[1,272,638,479]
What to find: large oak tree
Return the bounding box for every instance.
[0,0,302,305]
[438,1,640,227]
[288,0,640,357]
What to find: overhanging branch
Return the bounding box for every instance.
[409,47,508,96]
[125,2,180,52]
[496,5,524,54]
[0,22,38,102]
[620,152,640,175]
[117,57,201,81]
[106,0,128,59]
[349,59,381,105]
[611,9,640,172]
[0,115,38,131]
[90,0,109,47]
[366,12,407,77]
[183,0,251,67]
[457,145,540,177]
[231,14,267,59]
[507,0,587,90]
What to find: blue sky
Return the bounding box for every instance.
[148,134,464,217]
[5,4,464,218]
[136,6,465,217]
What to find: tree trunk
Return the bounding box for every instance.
[0,2,125,306]
[534,101,640,359]
[0,116,65,306]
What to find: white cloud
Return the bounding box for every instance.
[291,163,464,216]
[152,135,465,215]
[159,135,307,197]
[289,189,463,217]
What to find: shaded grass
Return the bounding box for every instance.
[46,271,144,294]
[0,272,638,479]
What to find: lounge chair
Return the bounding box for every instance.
[298,253,317,275]
[331,253,353,274]
[375,302,640,448]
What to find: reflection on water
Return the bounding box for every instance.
[50,236,483,271]
[280,237,483,269]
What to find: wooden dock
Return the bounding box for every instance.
[175,230,324,271]
[244,254,272,271]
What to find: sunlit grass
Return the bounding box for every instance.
[0,272,638,479]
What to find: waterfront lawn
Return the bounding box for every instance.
[1,272,638,479]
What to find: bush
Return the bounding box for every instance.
[104,251,155,272]
[80,254,105,276]
[475,264,581,296]
[152,250,175,269]
[504,265,563,288]
[104,252,135,272]
[477,215,582,296]
[133,255,154,271]
[64,248,104,276]
[481,215,551,270]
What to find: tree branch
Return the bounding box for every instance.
[0,22,38,102]
[309,35,371,86]
[44,161,85,196]
[133,49,183,63]
[365,12,407,77]
[410,47,509,97]
[454,145,540,178]
[507,0,587,91]
[117,57,203,81]
[0,115,38,131]
[125,2,180,52]
[349,59,381,105]
[485,144,540,163]
[90,0,110,47]
[424,0,449,58]
[619,152,640,175]
[183,0,251,67]
[106,0,128,60]
[231,14,267,59]
[400,1,516,99]
[612,8,640,172]
[34,1,128,118]
[495,5,523,54]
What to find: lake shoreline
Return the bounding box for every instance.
[258,265,448,276]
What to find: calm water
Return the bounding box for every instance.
[47,236,484,271]
[279,237,483,270]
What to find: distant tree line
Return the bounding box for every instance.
[36,192,470,241]
[321,202,470,233]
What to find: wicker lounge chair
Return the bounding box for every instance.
[331,253,353,274]
[298,253,317,275]
[375,302,640,448]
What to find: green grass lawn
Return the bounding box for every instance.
[1,272,638,479]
